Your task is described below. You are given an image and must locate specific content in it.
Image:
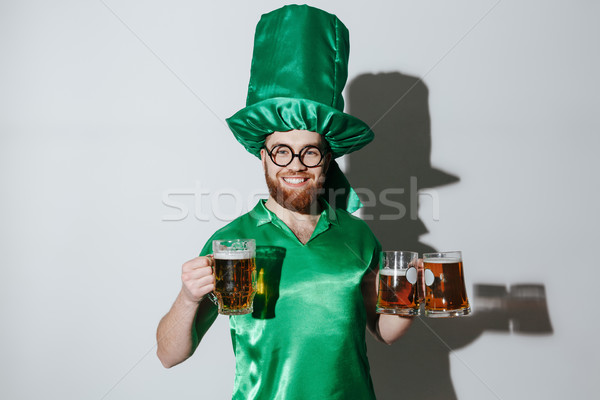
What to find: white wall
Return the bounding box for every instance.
[1,1,598,399]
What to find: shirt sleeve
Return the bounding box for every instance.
[368,235,382,273]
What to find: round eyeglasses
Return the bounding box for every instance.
[265,144,325,168]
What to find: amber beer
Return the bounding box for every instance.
[376,251,420,316]
[212,239,257,315]
[377,269,419,315]
[423,251,471,317]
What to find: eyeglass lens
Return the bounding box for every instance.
[270,145,323,167]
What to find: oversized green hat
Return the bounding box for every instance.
[226,5,374,212]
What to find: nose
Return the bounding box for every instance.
[287,155,307,171]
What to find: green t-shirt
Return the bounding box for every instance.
[198,199,380,400]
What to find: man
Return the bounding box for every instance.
[157,5,413,399]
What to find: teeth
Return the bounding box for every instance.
[283,178,306,184]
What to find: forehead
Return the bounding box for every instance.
[265,130,324,148]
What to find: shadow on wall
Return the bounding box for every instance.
[366,283,553,400]
[346,73,553,399]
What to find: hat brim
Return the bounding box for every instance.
[415,167,460,188]
[226,97,373,159]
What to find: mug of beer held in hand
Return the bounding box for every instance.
[210,239,257,315]
[376,251,420,316]
[423,251,471,317]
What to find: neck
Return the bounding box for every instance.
[265,197,322,244]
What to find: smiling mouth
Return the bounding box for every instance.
[282,177,309,185]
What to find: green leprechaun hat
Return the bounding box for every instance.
[226,4,373,213]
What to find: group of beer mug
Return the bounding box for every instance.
[376,251,471,317]
[209,240,471,318]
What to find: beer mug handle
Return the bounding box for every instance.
[207,292,218,306]
[205,255,219,306]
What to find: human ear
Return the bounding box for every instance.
[260,148,267,169]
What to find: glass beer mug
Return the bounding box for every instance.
[210,239,257,315]
[376,251,420,316]
[423,251,471,317]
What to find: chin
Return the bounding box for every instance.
[266,176,320,214]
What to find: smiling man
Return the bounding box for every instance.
[157,5,414,400]
[262,130,331,239]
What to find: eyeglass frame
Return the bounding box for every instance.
[263,144,328,168]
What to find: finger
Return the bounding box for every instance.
[417,258,424,271]
[194,283,215,299]
[182,280,215,303]
[417,259,426,300]
[182,256,213,272]
[192,274,215,289]
[182,266,213,283]
[187,275,216,297]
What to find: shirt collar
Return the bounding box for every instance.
[319,197,339,226]
[251,197,339,228]
[252,199,273,227]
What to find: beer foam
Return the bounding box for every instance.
[214,251,254,260]
[380,268,407,276]
[423,257,460,264]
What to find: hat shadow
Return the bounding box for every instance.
[346,72,458,254]
[346,73,553,399]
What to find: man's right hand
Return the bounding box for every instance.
[181,256,215,304]
[157,255,217,368]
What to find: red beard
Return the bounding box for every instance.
[264,171,325,214]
